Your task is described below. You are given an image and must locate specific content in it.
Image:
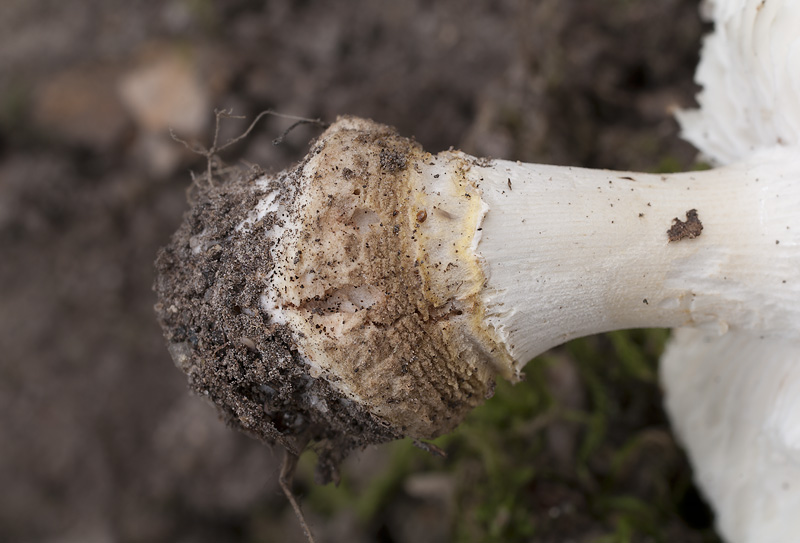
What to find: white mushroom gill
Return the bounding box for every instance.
[662,1,800,542]
[677,0,800,164]
[662,330,800,543]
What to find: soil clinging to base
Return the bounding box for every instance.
[154,164,398,484]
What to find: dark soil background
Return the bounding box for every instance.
[1,1,715,542]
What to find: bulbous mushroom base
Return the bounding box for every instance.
[154,118,505,480]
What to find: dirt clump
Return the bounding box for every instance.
[154,164,398,484]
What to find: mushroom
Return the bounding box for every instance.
[154,0,800,541]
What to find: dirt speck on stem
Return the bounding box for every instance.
[667,209,703,242]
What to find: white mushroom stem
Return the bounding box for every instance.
[468,147,800,373]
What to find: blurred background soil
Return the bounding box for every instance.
[0,1,720,542]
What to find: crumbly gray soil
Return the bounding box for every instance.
[154,162,400,484]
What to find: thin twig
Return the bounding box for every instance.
[169,109,327,187]
[279,448,317,543]
[412,439,448,458]
[273,116,329,145]
[215,109,267,152]
[169,128,207,155]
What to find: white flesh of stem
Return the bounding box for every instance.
[464,145,800,367]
